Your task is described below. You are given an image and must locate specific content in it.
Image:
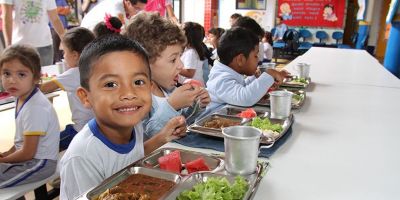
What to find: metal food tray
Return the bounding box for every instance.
[256,89,306,109]
[188,113,293,145]
[137,147,225,175]
[164,162,269,200]
[79,166,182,200]
[215,105,269,117]
[280,76,311,88]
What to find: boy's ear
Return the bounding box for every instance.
[76,87,92,109]
[235,53,246,67]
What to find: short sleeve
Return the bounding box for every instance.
[166,0,173,6]
[181,49,202,70]
[46,0,57,10]
[54,68,80,92]
[21,105,49,136]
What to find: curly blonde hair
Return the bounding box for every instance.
[125,12,186,63]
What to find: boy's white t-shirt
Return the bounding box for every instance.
[60,119,145,200]
[263,42,273,60]
[0,0,56,47]
[14,89,60,161]
[52,67,94,131]
[179,48,204,85]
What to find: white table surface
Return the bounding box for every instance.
[165,47,400,200]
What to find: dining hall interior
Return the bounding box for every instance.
[0,0,400,200]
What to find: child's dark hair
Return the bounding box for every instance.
[0,45,41,81]
[230,13,242,20]
[125,12,186,63]
[63,27,95,54]
[183,22,206,60]
[208,28,225,39]
[79,35,150,90]
[264,31,273,46]
[93,16,122,38]
[232,16,264,38]
[217,27,259,66]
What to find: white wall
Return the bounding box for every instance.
[218,0,276,31]
[181,0,205,25]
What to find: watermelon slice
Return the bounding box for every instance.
[158,150,182,173]
[185,157,210,174]
[183,79,203,87]
[236,108,257,119]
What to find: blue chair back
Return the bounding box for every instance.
[332,31,344,44]
[315,31,328,43]
[299,29,312,42]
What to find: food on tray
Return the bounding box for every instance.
[41,73,55,81]
[177,176,249,200]
[158,150,182,173]
[185,157,210,174]
[203,117,240,129]
[250,117,283,136]
[288,77,308,84]
[98,186,149,200]
[183,79,203,87]
[236,108,257,118]
[103,174,176,200]
[158,150,211,174]
[292,93,303,104]
[0,92,10,99]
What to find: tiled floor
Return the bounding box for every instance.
[1,91,72,200]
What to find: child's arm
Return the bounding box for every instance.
[266,68,285,84]
[39,80,60,94]
[0,146,16,158]
[0,136,39,163]
[144,116,186,155]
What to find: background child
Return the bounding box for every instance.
[0,45,60,188]
[179,22,206,85]
[93,14,123,38]
[40,27,95,151]
[60,35,186,200]
[262,31,273,63]
[206,27,284,113]
[207,27,225,62]
[125,12,210,138]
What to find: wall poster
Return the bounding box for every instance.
[236,0,267,10]
[277,0,346,28]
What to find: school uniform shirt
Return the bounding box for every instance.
[80,0,127,31]
[263,42,273,61]
[143,94,180,140]
[0,0,57,47]
[180,48,204,85]
[14,88,60,161]
[52,67,94,132]
[206,60,274,109]
[60,119,144,200]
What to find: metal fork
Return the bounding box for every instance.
[185,99,202,122]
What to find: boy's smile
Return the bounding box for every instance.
[78,51,152,140]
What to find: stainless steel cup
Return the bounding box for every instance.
[269,90,293,119]
[223,126,262,175]
[259,62,276,73]
[295,63,310,79]
[56,62,65,74]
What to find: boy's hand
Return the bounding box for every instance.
[254,68,261,78]
[197,88,210,108]
[168,84,202,110]
[161,116,187,142]
[279,69,291,77]
[267,68,285,84]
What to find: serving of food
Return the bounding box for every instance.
[281,76,311,88]
[250,117,283,138]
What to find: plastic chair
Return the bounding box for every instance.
[314,30,328,46]
[298,29,313,52]
[332,31,343,45]
[299,29,312,42]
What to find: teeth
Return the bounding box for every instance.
[117,107,138,112]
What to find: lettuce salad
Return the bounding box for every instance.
[177,176,249,200]
[250,117,283,133]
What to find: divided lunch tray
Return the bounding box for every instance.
[256,89,306,109]
[188,106,293,145]
[280,76,311,88]
[77,147,269,200]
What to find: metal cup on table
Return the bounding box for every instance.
[295,62,310,79]
[269,90,293,119]
[258,62,276,73]
[56,61,65,74]
[222,126,274,175]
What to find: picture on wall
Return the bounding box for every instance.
[236,0,266,10]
